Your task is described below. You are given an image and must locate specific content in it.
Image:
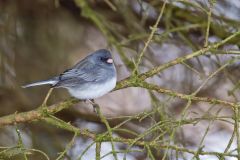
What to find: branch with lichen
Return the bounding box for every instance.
[1,1,240,159]
[0,29,239,125]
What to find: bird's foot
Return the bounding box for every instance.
[85,99,98,113]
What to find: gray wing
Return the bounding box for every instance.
[53,60,104,88]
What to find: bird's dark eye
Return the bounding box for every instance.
[100,57,107,62]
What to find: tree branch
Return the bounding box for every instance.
[0,98,79,126]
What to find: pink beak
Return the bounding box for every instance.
[107,58,113,64]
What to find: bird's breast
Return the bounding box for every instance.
[67,76,116,99]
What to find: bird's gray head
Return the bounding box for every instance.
[88,49,114,67]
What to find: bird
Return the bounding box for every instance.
[22,49,117,100]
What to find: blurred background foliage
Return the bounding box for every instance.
[0,0,240,159]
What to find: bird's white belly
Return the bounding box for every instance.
[67,77,116,99]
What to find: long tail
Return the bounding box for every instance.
[22,78,58,88]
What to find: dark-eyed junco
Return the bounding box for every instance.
[22,49,117,100]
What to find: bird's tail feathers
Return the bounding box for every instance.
[22,78,58,88]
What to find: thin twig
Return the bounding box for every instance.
[133,0,167,75]
[95,142,101,160]
[56,130,77,160]
[204,0,214,47]
[94,104,118,160]
[41,88,53,107]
